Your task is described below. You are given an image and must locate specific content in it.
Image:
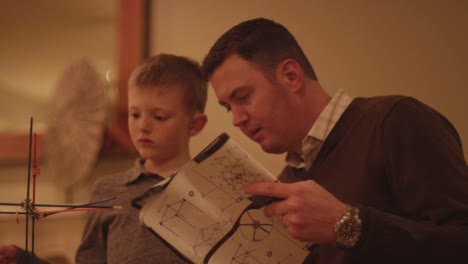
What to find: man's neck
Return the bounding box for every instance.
[292,80,331,155]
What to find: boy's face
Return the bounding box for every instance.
[128,85,194,162]
[210,54,298,154]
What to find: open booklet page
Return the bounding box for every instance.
[134,133,310,264]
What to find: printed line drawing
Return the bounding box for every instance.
[137,133,310,263]
[239,209,273,242]
[159,197,231,258]
[191,145,264,221]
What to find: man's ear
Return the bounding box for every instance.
[276,59,304,92]
[189,113,208,136]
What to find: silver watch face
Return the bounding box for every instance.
[339,221,360,240]
[335,207,361,248]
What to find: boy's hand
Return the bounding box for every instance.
[244,180,347,243]
[0,245,17,264]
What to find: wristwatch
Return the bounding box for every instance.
[334,205,362,248]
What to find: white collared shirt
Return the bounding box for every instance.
[286,89,353,170]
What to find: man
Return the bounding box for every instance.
[202,17,468,263]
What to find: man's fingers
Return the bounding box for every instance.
[244,181,291,199]
[264,199,289,217]
[244,182,300,218]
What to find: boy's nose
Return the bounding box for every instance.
[139,119,152,132]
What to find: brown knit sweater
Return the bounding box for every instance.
[279,96,468,264]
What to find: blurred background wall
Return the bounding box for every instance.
[150,0,468,175]
[0,0,467,262]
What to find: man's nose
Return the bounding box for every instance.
[232,108,248,127]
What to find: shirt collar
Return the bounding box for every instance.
[285,89,353,169]
[123,158,164,184]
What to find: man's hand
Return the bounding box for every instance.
[0,245,17,264]
[244,180,348,243]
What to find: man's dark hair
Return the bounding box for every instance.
[202,17,317,81]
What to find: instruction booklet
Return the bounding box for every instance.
[133,133,309,264]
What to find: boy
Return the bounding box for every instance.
[1,53,207,264]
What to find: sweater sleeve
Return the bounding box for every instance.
[355,97,468,263]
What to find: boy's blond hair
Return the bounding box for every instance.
[129,54,207,113]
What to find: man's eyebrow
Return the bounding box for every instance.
[217,97,229,108]
[229,85,249,100]
[218,101,230,109]
[218,85,250,109]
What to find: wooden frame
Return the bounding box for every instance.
[0,133,45,162]
[0,0,148,160]
[101,0,148,154]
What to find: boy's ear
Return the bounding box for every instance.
[189,113,208,136]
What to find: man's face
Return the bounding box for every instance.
[210,54,296,154]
